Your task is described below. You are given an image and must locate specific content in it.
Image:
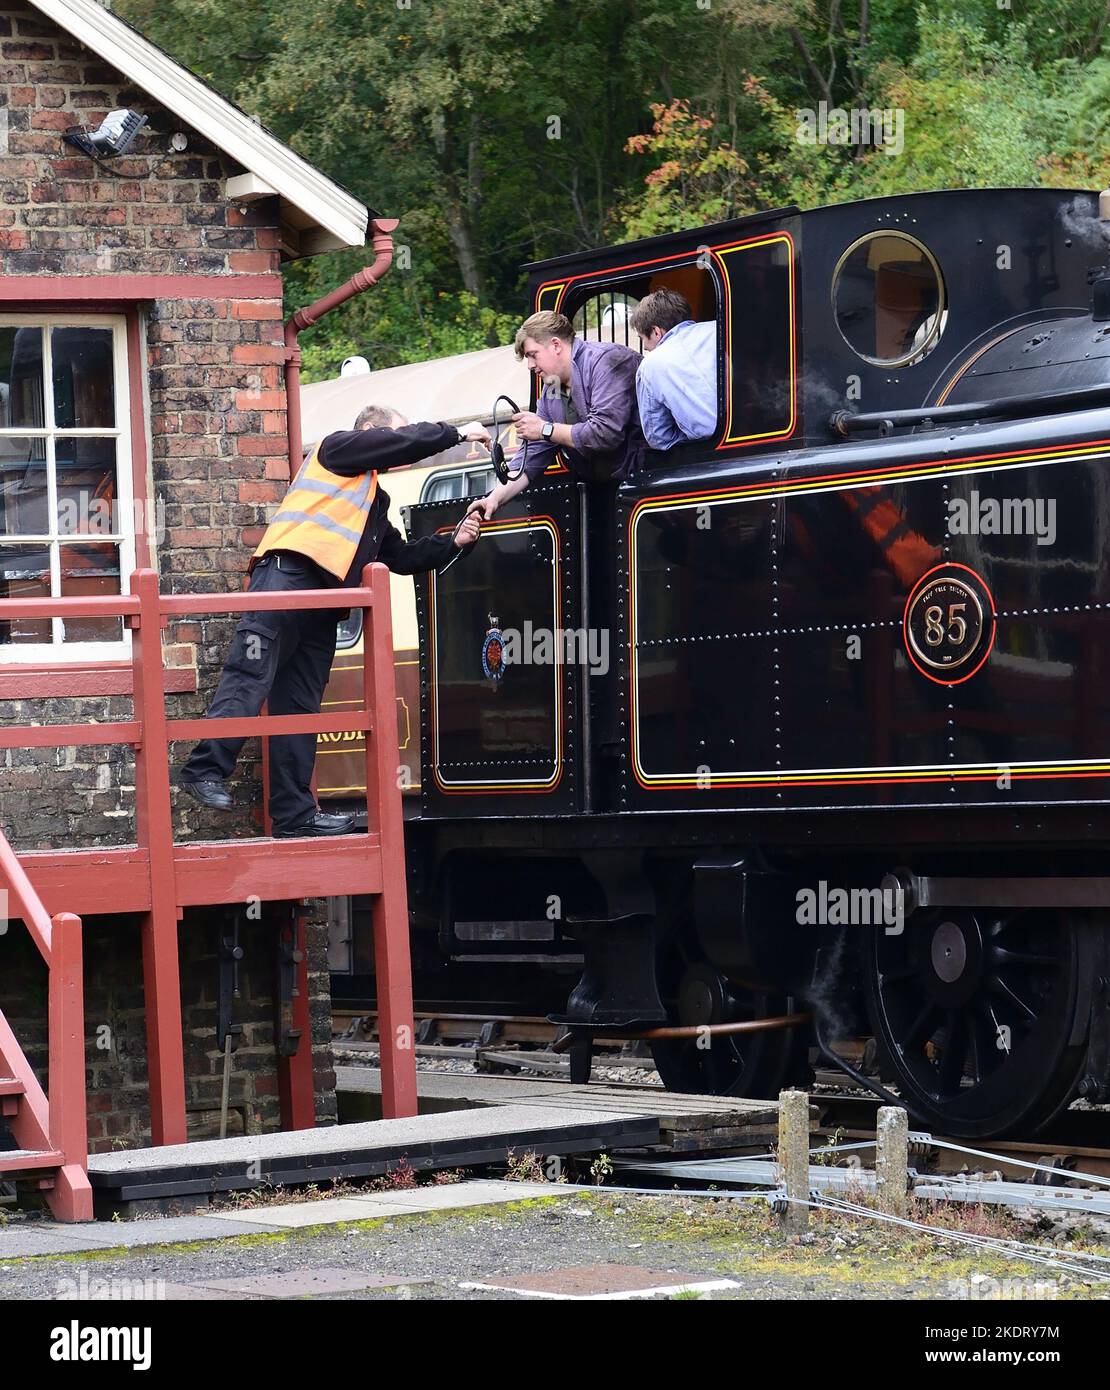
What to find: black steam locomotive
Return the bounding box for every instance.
[398,187,1110,1140]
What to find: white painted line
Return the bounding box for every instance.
[458,1278,741,1300]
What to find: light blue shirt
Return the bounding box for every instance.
[635,318,719,450]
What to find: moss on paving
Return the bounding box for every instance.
[3,1188,1108,1300]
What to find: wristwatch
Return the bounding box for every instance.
[541,421,554,441]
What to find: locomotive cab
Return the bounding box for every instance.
[402,187,1110,1139]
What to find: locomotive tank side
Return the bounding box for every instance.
[398,187,1110,1139]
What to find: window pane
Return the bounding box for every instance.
[55,437,118,537]
[59,542,121,642]
[572,292,640,347]
[335,610,363,648]
[718,235,795,444]
[833,233,944,365]
[427,474,465,502]
[52,326,115,429]
[0,326,45,429]
[0,543,50,644]
[0,437,48,536]
[466,467,497,497]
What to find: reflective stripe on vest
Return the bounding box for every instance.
[252,443,378,580]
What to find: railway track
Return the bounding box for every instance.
[333,1006,1110,1184]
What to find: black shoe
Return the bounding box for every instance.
[178,776,233,811]
[273,809,356,838]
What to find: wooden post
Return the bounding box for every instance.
[777,1088,810,1233]
[276,906,316,1130]
[47,911,93,1222]
[130,569,187,1146]
[876,1105,909,1217]
[362,564,417,1119]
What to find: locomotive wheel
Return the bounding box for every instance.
[649,925,810,1098]
[863,909,1094,1139]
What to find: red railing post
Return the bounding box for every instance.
[362,564,418,1119]
[47,910,92,1221]
[130,568,187,1146]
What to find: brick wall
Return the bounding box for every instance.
[0,903,336,1151]
[0,0,337,1144]
[0,0,290,846]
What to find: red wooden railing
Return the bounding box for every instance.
[0,833,90,1222]
[0,563,417,1208]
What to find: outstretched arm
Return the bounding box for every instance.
[321,422,463,476]
[378,511,481,575]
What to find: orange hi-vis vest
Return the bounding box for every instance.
[841,485,941,589]
[252,443,378,581]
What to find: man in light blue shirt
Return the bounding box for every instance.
[630,290,719,450]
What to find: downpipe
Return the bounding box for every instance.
[283,215,400,477]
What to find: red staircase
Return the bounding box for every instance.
[0,563,417,1219]
[0,836,90,1221]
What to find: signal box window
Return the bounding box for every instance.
[0,316,136,661]
[833,230,945,366]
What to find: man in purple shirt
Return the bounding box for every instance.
[468,311,644,519]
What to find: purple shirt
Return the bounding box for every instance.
[522,336,644,484]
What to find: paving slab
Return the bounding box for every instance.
[189,1267,431,1298]
[160,1283,253,1301]
[49,1215,286,1247]
[0,1228,102,1259]
[206,1199,404,1229]
[355,1180,568,1212]
[206,1181,575,1228]
[461,1264,742,1300]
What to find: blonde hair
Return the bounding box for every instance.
[514,310,575,361]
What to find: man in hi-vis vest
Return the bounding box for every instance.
[179,406,487,836]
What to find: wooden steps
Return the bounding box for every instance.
[0,1148,64,1173]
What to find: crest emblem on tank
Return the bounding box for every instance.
[482,614,506,681]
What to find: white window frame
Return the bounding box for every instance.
[420,463,499,504]
[0,312,135,663]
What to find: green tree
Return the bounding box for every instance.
[618,100,758,239]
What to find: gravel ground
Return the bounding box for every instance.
[3,1190,1110,1301]
[332,1044,662,1087]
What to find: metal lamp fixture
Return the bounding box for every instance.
[63,109,148,159]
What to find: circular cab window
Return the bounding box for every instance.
[832,231,946,366]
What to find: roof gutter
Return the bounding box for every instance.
[283,216,400,477]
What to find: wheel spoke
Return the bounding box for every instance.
[966,1020,983,1086]
[988,974,1038,1025]
[903,1001,939,1051]
[991,947,1057,970]
[977,998,1009,1054]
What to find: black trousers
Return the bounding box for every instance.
[181,553,342,831]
